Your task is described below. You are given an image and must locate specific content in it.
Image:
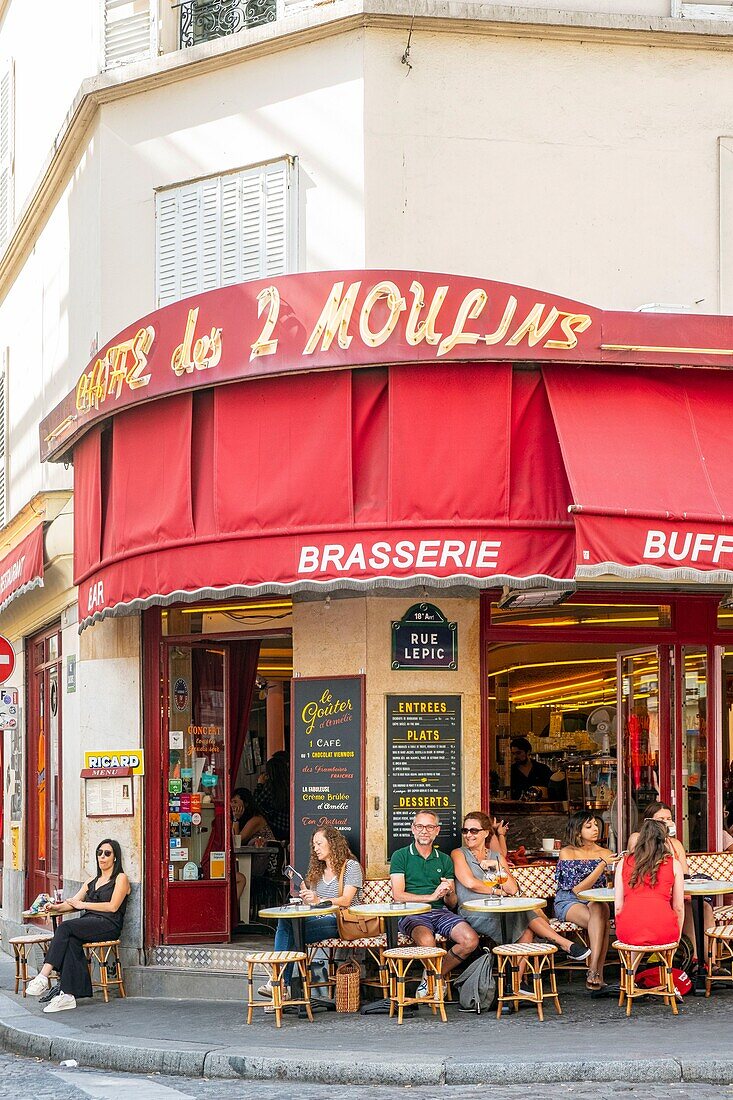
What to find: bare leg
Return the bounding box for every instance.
[236,871,246,901]
[444,921,479,976]
[528,912,575,953]
[565,901,609,984]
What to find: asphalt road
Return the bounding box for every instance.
[1,1052,732,1100]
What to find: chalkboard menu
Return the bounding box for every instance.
[291,677,364,876]
[386,694,462,859]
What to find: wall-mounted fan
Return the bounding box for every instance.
[586,706,617,753]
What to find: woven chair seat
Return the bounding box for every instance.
[714,904,733,924]
[549,919,583,933]
[10,934,52,944]
[246,950,306,964]
[707,923,733,939]
[612,941,677,952]
[493,942,557,958]
[314,935,385,948]
[384,945,446,960]
[84,939,120,948]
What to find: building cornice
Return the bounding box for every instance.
[1,0,733,307]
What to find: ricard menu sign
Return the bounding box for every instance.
[386,694,462,858]
[292,676,364,875]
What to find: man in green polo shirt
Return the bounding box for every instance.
[390,811,478,997]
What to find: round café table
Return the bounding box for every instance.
[461,896,548,997]
[683,879,733,995]
[576,887,615,905]
[259,903,337,1014]
[348,901,431,1014]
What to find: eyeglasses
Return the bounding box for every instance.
[461,827,483,835]
[97,849,114,857]
[413,824,440,832]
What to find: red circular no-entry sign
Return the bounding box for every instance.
[0,636,15,684]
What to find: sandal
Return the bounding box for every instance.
[585,970,603,990]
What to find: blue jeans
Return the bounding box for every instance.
[274,914,339,983]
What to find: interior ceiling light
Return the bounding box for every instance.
[496,587,575,610]
[720,594,733,611]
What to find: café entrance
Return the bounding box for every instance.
[144,601,293,947]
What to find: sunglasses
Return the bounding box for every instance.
[461,827,484,835]
[97,848,114,857]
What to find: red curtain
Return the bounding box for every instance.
[229,640,261,789]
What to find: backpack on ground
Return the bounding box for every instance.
[452,947,495,1013]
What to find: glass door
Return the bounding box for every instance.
[163,642,230,944]
[25,625,63,908]
[676,647,710,852]
[616,647,672,849]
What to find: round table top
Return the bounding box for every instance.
[348,902,432,918]
[461,896,547,913]
[576,887,615,903]
[258,903,337,919]
[684,879,733,895]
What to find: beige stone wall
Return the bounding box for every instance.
[293,593,481,876]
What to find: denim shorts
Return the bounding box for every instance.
[553,888,586,922]
[398,907,465,939]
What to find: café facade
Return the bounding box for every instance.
[37,269,733,950]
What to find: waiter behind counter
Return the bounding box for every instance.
[510,736,552,799]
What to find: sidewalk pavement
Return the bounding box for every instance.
[1,953,733,1086]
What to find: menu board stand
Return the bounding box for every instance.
[386,694,462,858]
[291,676,365,876]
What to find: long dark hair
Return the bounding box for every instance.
[266,751,289,813]
[564,811,602,848]
[643,800,672,820]
[630,819,670,888]
[95,838,124,882]
[231,787,253,826]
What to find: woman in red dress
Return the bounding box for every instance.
[615,819,684,947]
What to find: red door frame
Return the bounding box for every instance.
[25,622,63,907]
[481,590,725,849]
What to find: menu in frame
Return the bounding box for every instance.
[291,676,364,876]
[386,694,462,859]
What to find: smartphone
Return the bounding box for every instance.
[284,865,303,888]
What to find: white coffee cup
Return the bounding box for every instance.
[233,833,242,849]
[542,837,555,853]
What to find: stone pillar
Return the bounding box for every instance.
[266,681,285,756]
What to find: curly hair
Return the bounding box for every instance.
[629,819,670,888]
[305,826,355,887]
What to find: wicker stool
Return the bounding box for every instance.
[83,940,126,1002]
[493,943,561,1021]
[706,924,733,995]
[383,946,447,1024]
[9,934,53,995]
[613,941,678,1016]
[245,950,313,1028]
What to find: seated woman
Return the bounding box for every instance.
[260,825,363,998]
[615,818,684,949]
[25,839,130,1013]
[452,812,590,961]
[231,787,276,901]
[555,811,615,990]
[628,800,712,965]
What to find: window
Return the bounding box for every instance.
[0,60,14,251]
[155,159,297,307]
[0,349,8,528]
[103,0,157,68]
[672,0,733,17]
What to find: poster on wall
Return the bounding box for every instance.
[386,694,462,859]
[291,676,364,876]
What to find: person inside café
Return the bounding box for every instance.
[614,818,684,948]
[453,811,591,962]
[253,750,290,843]
[510,736,552,800]
[390,811,479,998]
[230,787,275,901]
[628,800,713,967]
[555,811,615,990]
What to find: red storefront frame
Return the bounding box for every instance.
[480,590,725,851]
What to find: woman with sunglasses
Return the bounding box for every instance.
[24,839,130,1013]
[452,812,591,961]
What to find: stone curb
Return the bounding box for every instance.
[3,1012,733,1085]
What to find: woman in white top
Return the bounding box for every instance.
[265,826,363,994]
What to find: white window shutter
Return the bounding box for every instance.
[156,158,296,307]
[0,350,9,528]
[104,0,156,68]
[0,61,14,252]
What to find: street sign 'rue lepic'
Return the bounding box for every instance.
[0,635,16,685]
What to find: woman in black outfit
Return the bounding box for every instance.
[25,838,130,1013]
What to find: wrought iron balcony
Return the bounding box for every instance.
[176,0,279,49]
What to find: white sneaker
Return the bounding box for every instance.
[43,993,76,1013]
[257,979,273,997]
[25,974,50,997]
[415,978,429,999]
[263,986,291,1012]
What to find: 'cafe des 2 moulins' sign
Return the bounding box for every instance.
[40,270,601,461]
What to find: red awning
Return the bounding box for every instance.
[544,366,733,582]
[0,524,44,614]
[74,366,575,627]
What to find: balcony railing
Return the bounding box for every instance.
[176,0,279,48]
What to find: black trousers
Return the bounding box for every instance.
[44,916,120,999]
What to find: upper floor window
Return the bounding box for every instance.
[0,61,14,252]
[672,0,733,17]
[155,158,297,307]
[103,0,157,68]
